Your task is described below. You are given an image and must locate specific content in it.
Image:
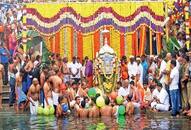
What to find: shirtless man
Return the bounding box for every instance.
[43,74,53,108]
[77,100,89,118]
[24,55,35,93]
[76,80,88,97]
[27,78,40,115]
[129,81,141,108]
[100,96,113,117]
[40,65,48,106]
[126,95,134,116]
[15,69,27,112]
[62,57,70,83]
[0,64,4,109]
[49,67,62,112]
[89,101,100,118]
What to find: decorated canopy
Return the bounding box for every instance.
[24,2,165,60]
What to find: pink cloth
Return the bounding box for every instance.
[8,34,17,50]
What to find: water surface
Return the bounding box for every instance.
[0,112,190,130]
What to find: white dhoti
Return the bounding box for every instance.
[52,91,59,106]
[44,98,53,107]
[151,101,169,111]
[29,97,39,115]
[64,75,70,83]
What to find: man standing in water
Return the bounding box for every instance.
[43,74,53,108]
[27,78,40,115]
[24,55,35,94]
[0,63,4,109]
[15,69,27,113]
[49,67,62,112]
[40,65,48,107]
[9,59,17,107]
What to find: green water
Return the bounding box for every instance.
[0,112,190,130]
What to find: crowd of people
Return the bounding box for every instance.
[0,43,190,118]
[0,0,190,119]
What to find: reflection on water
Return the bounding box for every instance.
[0,112,191,130]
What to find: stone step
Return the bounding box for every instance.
[2,85,10,104]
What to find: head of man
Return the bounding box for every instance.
[143,81,148,90]
[150,55,154,63]
[136,57,141,65]
[141,55,146,62]
[32,78,39,86]
[156,82,163,92]
[42,65,49,73]
[72,56,76,64]
[72,81,78,90]
[75,96,81,105]
[122,79,129,88]
[182,55,189,64]
[130,81,135,89]
[177,32,183,41]
[129,56,134,64]
[170,60,177,69]
[77,57,80,63]
[85,56,89,62]
[63,57,68,63]
[19,68,25,77]
[166,53,172,62]
[105,96,110,105]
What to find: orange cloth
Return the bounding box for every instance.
[87,75,93,88]
[121,63,128,80]
[137,82,144,102]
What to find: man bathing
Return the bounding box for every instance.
[27,78,40,115]
[49,68,62,112]
[100,96,113,117]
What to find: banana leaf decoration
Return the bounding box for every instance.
[166,36,180,53]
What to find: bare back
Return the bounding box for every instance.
[50,75,62,93]
[100,106,113,117]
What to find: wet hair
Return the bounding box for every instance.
[105,96,110,105]
[36,55,40,61]
[171,52,177,59]
[127,94,133,101]
[19,68,25,74]
[81,100,86,108]
[130,81,135,86]
[58,96,64,104]
[92,93,101,103]
[171,60,176,67]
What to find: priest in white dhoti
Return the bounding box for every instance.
[128,56,138,81]
[151,83,170,111]
[136,57,143,85]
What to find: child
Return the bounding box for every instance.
[126,95,134,116]
[56,95,70,117]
